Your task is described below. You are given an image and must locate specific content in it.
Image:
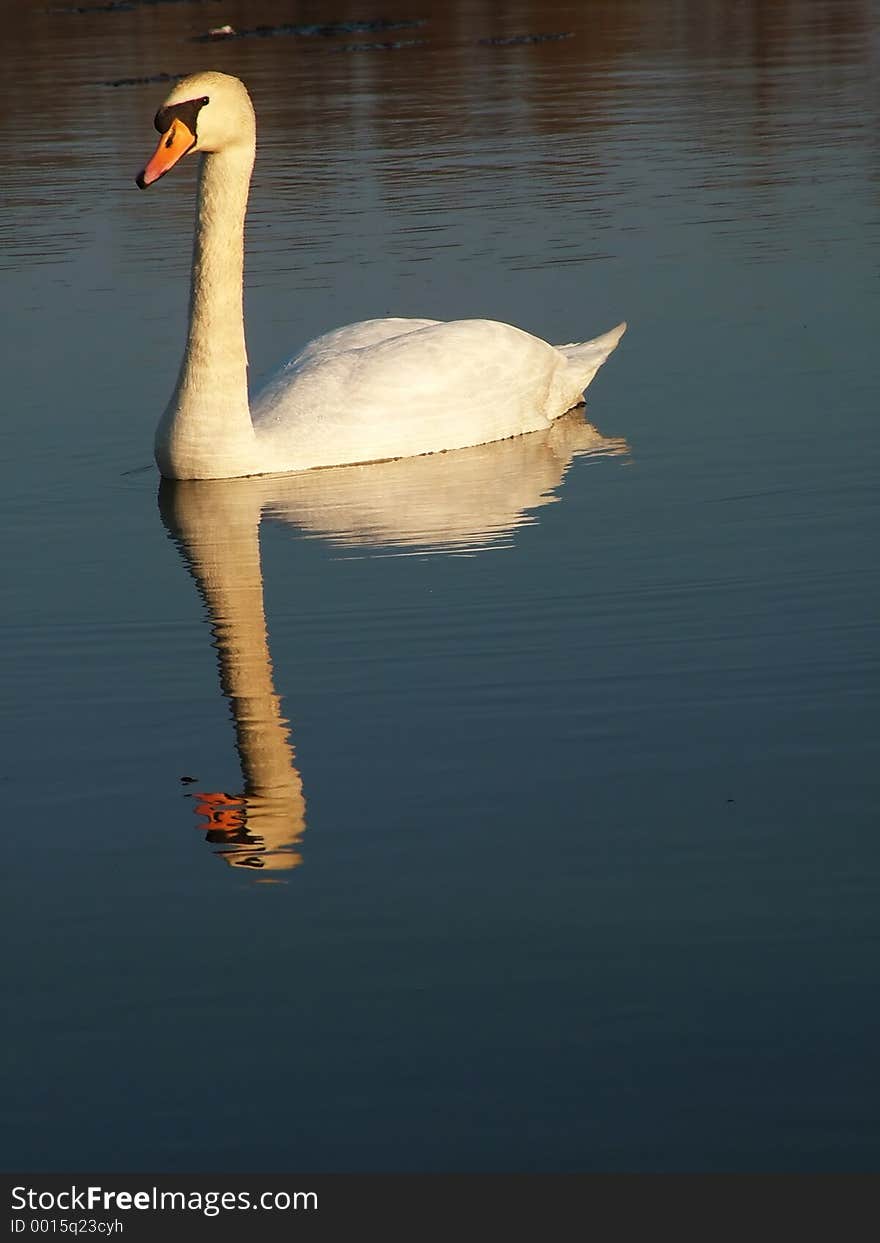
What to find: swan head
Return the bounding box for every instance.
[136,71,255,189]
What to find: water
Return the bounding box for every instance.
[3,0,879,1171]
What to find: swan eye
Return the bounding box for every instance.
[154,96,210,137]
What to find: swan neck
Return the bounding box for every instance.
[155,142,258,479]
[189,146,252,358]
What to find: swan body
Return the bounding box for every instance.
[137,72,626,481]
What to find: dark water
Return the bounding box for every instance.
[3,0,879,1171]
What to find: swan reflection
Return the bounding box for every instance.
[159,412,627,877]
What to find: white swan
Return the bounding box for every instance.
[136,71,626,481]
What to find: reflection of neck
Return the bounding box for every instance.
[208,533,300,804]
[160,480,305,871]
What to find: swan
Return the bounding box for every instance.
[136,71,626,481]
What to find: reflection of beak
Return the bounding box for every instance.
[136,119,196,189]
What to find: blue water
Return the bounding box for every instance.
[3,0,879,1170]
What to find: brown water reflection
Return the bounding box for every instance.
[1,0,874,307]
[1,1,874,197]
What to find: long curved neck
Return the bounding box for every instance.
[155,143,259,479]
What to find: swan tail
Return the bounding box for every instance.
[556,321,627,407]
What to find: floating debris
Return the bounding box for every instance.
[479,32,574,47]
[192,17,425,43]
[330,39,426,54]
[205,24,235,38]
[102,70,188,87]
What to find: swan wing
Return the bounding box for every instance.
[251,318,571,469]
[288,317,442,369]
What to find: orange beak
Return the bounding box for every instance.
[136,118,197,188]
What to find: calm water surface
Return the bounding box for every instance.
[3,0,879,1170]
